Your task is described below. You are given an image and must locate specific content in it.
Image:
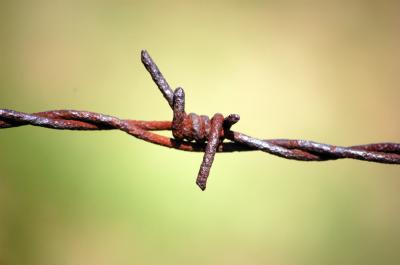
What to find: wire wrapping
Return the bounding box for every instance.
[1,50,399,190]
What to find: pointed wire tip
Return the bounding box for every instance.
[141,50,150,61]
[174,87,185,97]
[224,114,240,129]
[227,114,240,122]
[196,181,206,191]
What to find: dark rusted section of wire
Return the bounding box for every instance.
[1,50,399,190]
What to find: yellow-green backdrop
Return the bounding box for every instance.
[0,1,399,264]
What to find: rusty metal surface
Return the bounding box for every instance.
[1,50,399,190]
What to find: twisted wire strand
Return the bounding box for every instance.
[1,109,398,163]
[1,50,399,190]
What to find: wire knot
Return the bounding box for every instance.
[170,87,240,190]
[171,88,211,142]
[172,87,239,142]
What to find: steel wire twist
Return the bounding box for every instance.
[1,50,399,190]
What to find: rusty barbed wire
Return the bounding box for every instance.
[1,50,399,190]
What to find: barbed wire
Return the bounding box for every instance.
[1,50,399,190]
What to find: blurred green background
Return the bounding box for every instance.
[0,1,399,264]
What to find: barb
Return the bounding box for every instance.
[1,50,399,190]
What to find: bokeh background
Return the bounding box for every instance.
[0,1,399,264]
